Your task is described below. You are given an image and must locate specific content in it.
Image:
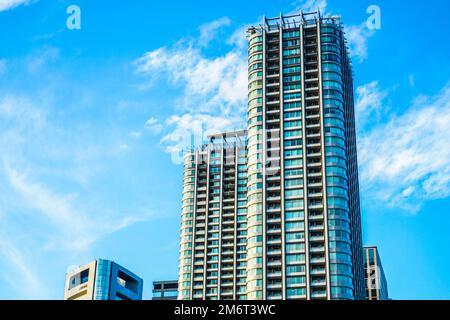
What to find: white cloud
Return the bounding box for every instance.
[345,23,375,63]
[358,83,450,212]
[135,19,248,157]
[3,163,150,252]
[356,81,388,127]
[198,17,231,47]
[292,1,375,63]
[129,131,142,139]
[135,44,247,115]
[27,46,60,74]
[0,0,33,12]
[145,117,163,135]
[0,240,46,299]
[161,113,244,156]
[0,92,156,298]
[293,0,328,13]
[227,25,250,49]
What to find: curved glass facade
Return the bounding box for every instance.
[178,153,195,299]
[321,24,354,300]
[246,31,264,300]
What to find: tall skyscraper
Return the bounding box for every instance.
[246,11,364,300]
[178,10,365,301]
[179,131,248,300]
[64,259,143,300]
[364,246,389,300]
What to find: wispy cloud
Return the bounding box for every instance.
[358,83,450,212]
[356,81,389,127]
[345,23,376,63]
[26,46,60,74]
[135,18,248,156]
[198,17,231,47]
[0,90,157,298]
[293,0,328,13]
[293,1,375,63]
[129,131,142,139]
[3,161,151,253]
[161,113,244,163]
[135,44,247,114]
[145,117,163,135]
[0,239,47,299]
[0,0,35,12]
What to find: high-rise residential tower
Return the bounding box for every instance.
[178,10,365,301]
[364,246,389,300]
[178,131,248,300]
[246,11,364,300]
[64,259,143,300]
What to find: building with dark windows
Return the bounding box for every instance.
[152,280,179,300]
[364,246,389,300]
[178,10,365,301]
[178,131,248,300]
[64,259,143,300]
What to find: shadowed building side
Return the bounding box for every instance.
[364,246,389,300]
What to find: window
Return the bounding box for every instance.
[286,210,304,220]
[283,31,300,38]
[285,189,303,198]
[286,265,306,275]
[286,221,304,230]
[284,111,301,119]
[283,48,300,56]
[286,276,306,285]
[285,199,304,209]
[286,254,305,264]
[287,288,307,297]
[285,178,303,187]
[286,243,305,253]
[286,232,305,241]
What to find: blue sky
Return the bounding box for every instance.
[0,0,449,300]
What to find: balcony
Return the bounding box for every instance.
[311,290,327,298]
[267,271,282,278]
[308,192,323,198]
[267,238,282,245]
[309,223,324,231]
[310,235,325,242]
[310,268,326,275]
[267,249,282,256]
[267,260,282,267]
[310,256,326,264]
[267,283,283,290]
[309,214,324,221]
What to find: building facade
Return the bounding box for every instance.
[178,131,248,300]
[178,10,365,301]
[364,246,389,300]
[246,11,364,300]
[64,259,143,300]
[152,280,179,300]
